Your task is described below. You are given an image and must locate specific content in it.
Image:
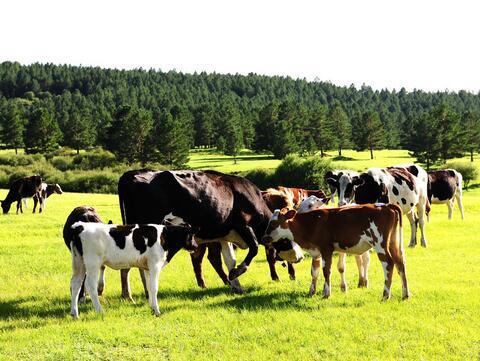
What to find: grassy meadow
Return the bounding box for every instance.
[1,150,480,360]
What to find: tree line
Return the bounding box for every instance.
[0,61,479,169]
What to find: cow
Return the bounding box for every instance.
[29,183,63,213]
[324,170,360,204]
[263,204,409,300]
[63,206,106,303]
[262,187,329,281]
[1,175,43,214]
[118,169,272,300]
[69,221,198,318]
[428,169,464,220]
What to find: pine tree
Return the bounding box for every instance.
[352,110,386,159]
[407,111,442,170]
[216,100,243,163]
[64,113,96,154]
[308,103,334,157]
[329,102,351,156]
[461,110,480,162]
[106,105,153,164]
[154,109,190,167]
[24,105,62,154]
[2,102,25,154]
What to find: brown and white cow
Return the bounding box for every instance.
[262,186,329,281]
[263,204,409,300]
[428,169,464,220]
[1,175,43,214]
[30,183,63,213]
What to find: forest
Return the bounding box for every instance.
[1,61,479,169]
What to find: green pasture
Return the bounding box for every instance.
[0,150,480,360]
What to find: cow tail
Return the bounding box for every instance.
[70,222,84,257]
[389,204,403,253]
[118,185,127,225]
[425,197,431,223]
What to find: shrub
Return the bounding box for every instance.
[445,162,479,189]
[242,169,276,190]
[51,156,74,171]
[274,154,332,190]
[72,149,116,170]
[0,154,44,167]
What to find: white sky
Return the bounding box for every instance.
[1,0,479,92]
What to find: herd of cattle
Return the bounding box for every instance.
[1,165,465,318]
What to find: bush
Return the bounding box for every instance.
[445,162,479,189]
[274,154,332,190]
[0,154,45,167]
[72,149,116,170]
[51,156,74,171]
[242,169,276,190]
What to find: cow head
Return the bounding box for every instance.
[1,200,11,214]
[53,184,63,194]
[327,174,364,206]
[354,173,388,204]
[161,223,199,254]
[297,195,329,213]
[262,208,304,264]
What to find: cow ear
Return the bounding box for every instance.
[285,209,296,220]
[326,177,338,187]
[352,176,364,187]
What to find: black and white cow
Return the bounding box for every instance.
[324,170,360,205]
[69,221,198,318]
[1,175,43,214]
[349,165,429,248]
[428,169,464,220]
[118,169,272,300]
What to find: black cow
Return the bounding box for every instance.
[1,175,43,214]
[63,206,106,302]
[428,169,464,220]
[118,169,272,300]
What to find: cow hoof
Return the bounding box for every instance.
[228,263,247,281]
[408,242,416,248]
[231,286,245,295]
[97,287,104,296]
[289,275,296,281]
[197,281,207,289]
[340,284,347,292]
[421,241,427,248]
[122,294,135,303]
[271,275,280,282]
[402,293,410,300]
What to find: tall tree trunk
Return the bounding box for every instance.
[338,147,342,156]
[15,147,18,155]
[76,147,80,155]
[320,148,325,157]
[370,147,373,160]
[471,150,474,162]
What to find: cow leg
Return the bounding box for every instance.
[221,242,243,294]
[143,270,151,306]
[417,200,428,247]
[321,251,333,298]
[337,252,347,292]
[16,201,21,215]
[97,265,106,296]
[84,263,103,313]
[139,269,149,299]
[228,226,258,281]
[309,256,322,296]
[33,197,38,213]
[206,243,230,286]
[190,243,208,288]
[447,200,454,220]
[361,251,370,287]
[147,264,162,317]
[120,269,135,302]
[70,253,86,319]
[375,252,394,300]
[392,252,409,300]
[266,246,280,281]
[287,262,296,280]
[406,211,417,247]
[78,276,86,303]
[456,192,465,220]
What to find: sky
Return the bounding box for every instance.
[1,0,479,92]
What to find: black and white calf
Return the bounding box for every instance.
[69,222,198,318]
[25,183,63,213]
[428,169,464,220]
[325,170,360,205]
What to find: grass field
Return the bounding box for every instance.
[1,151,480,360]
